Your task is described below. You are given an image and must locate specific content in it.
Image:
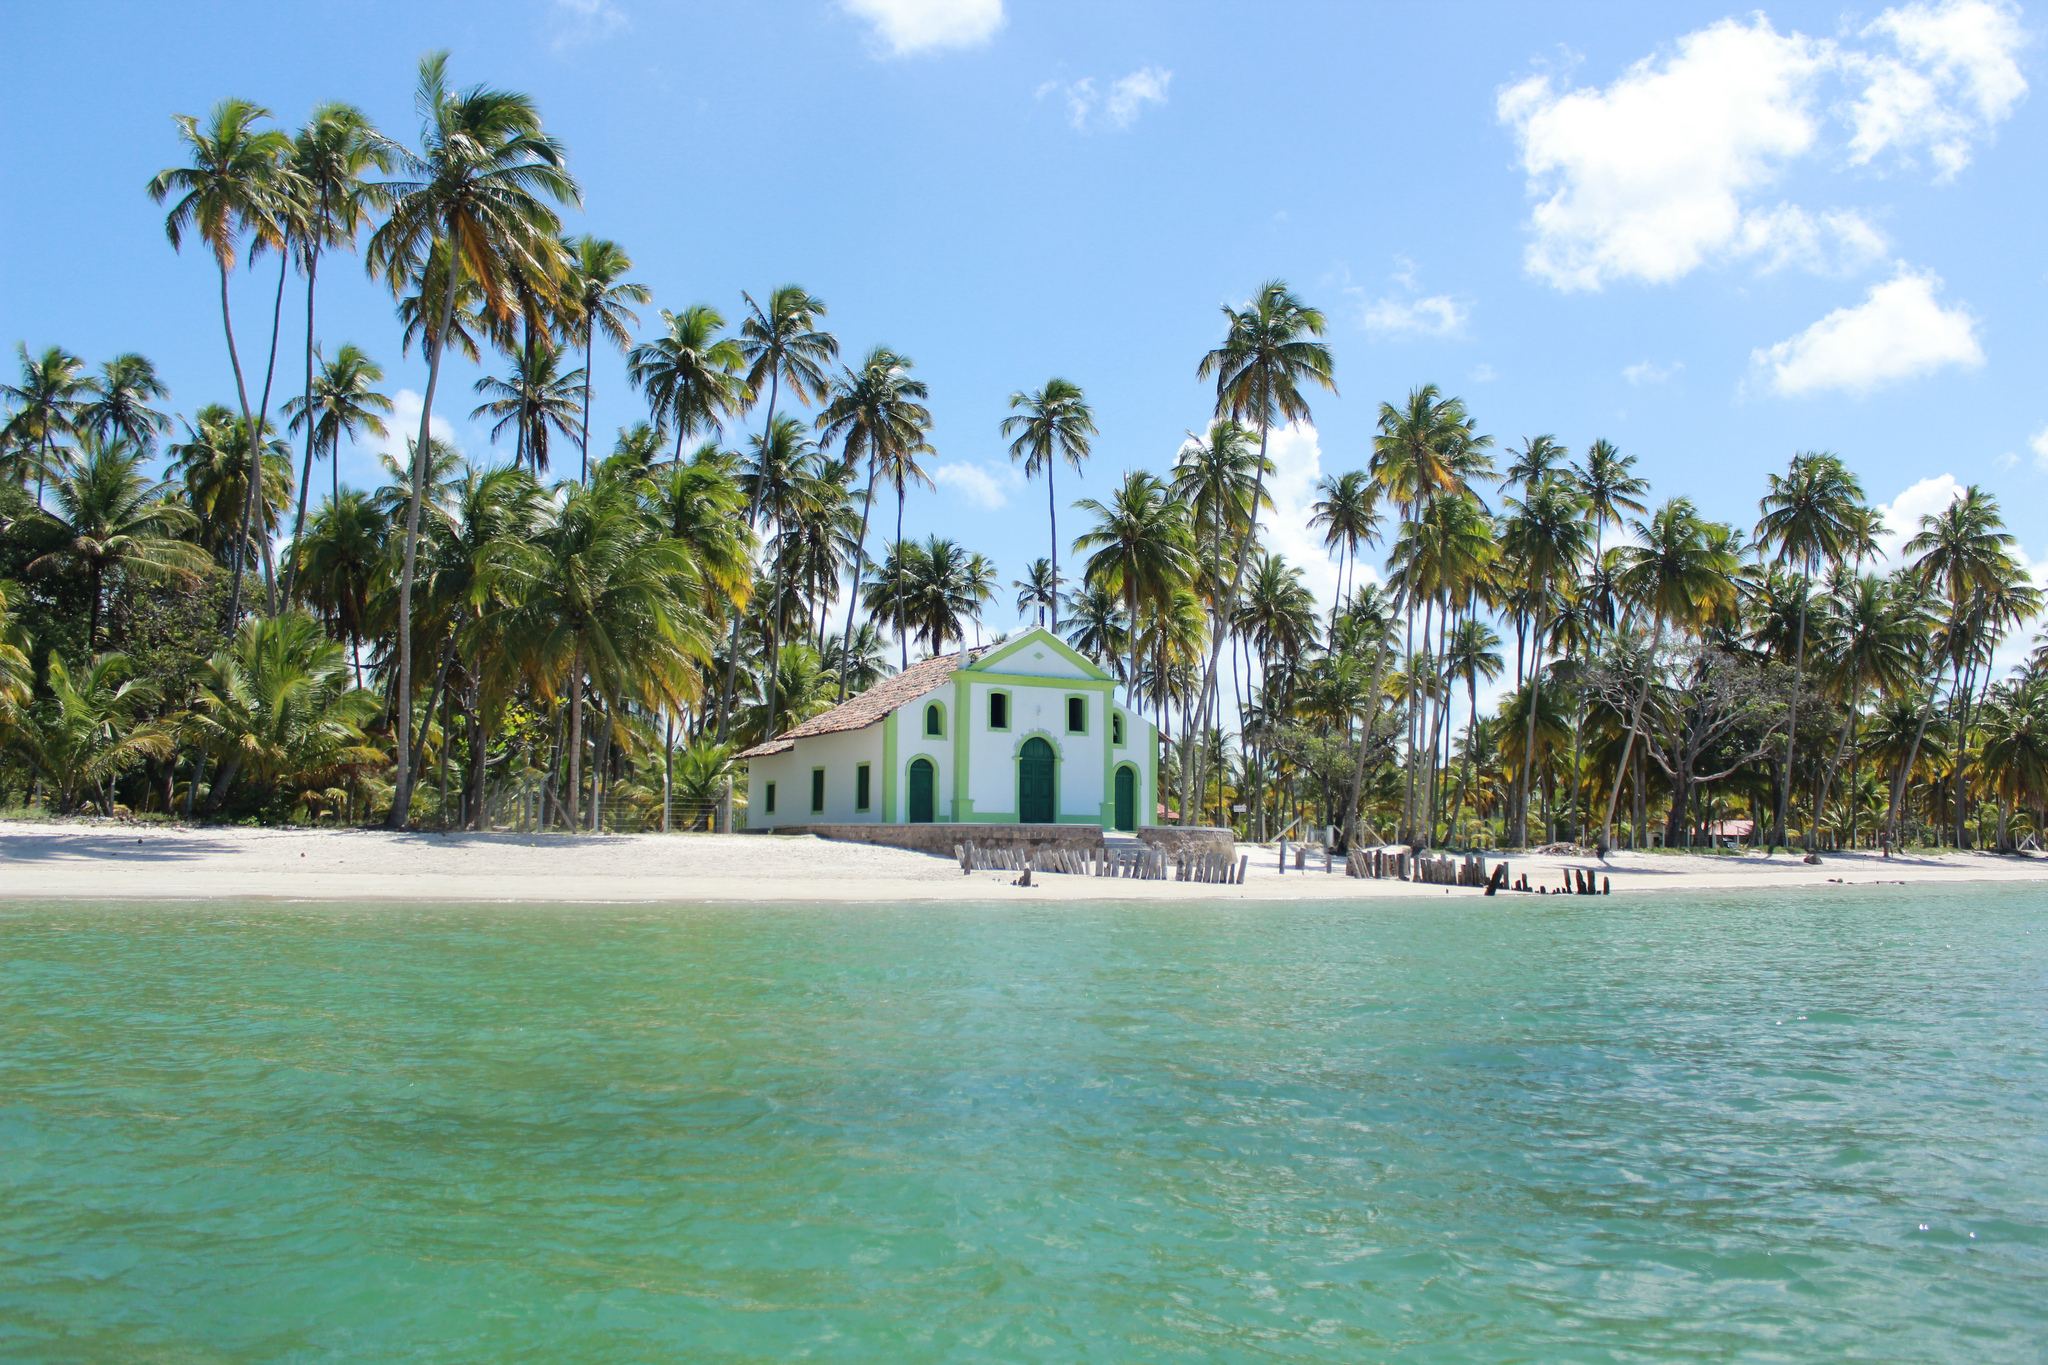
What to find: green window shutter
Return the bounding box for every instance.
[856,764,871,811]
[811,768,825,813]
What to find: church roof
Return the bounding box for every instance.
[737,646,984,758]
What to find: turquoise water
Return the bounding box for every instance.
[2,889,2044,1361]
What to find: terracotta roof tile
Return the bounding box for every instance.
[737,647,983,758]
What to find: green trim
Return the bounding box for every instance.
[1099,695,1116,825]
[921,699,946,737]
[970,627,1114,681]
[855,762,872,812]
[764,781,776,815]
[1111,708,1126,746]
[966,669,1114,691]
[951,672,971,818]
[1064,693,1089,734]
[881,710,898,822]
[905,754,939,822]
[1145,715,1158,827]
[810,766,826,814]
[988,688,1011,732]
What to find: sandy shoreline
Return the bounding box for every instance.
[3,820,2045,905]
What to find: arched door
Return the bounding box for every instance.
[1018,738,1056,823]
[908,758,936,823]
[1114,766,1136,831]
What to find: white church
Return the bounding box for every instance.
[738,628,1157,831]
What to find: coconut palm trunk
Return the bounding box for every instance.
[1047,465,1060,632]
[284,236,323,603]
[1516,608,1548,847]
[1775,576,1810,852]
[215,257,262,628]
[1599,617,1666,851]
[565,647,583,830]
[387,254,459,828]
[836,461,879,699]
[1183,419,1271,824]
[716,367,781,741]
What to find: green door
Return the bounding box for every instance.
[1018,738,1056,824]
[1114,765,1136,831]
[908,758,935,823]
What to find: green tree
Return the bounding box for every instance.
[1501,474,1592,845]
[563,236,650,481]
[470,338,585,475]
[1598,499,1741,850]
[816,346,931,696]
[10,653,172,814]
[1187,281,1335,821]
[1075,471,1195,714]
[2,344,89,500]
[283,343,392,519]
[25,434,210,649]
[1754,450,1866,851]
[627,305,749,462]
[79,354,172,454]
[367,51,579,828]
[284,104,394,597]
[1002,377,1096,630]
[148,97,296,622]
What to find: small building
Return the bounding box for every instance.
[737,627,1156,831]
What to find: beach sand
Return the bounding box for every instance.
[3,820,2045,904]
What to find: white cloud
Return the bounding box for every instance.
[1848,0,2027,178]
[842,0,1002,57]
[1498,16,1835,290]
[361,389,462,487]
[1497,3,2022,291]
[1623,359,1683,385]
[1253,421,1343,616]
[1355,257,1469,338]
[932,460,1019,510]
[549,0,626,48]
[2030,424,2048,471]
[1751,268,1983,397]
[1040,65,1172,131]
[1469,363,1499,384]
[1871,471,1965,565]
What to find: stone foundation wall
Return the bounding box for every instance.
[1137,826,1236,857]
[769,823,1106,857]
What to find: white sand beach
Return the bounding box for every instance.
[3,820,2045,904]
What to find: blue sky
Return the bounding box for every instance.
[4,0,2042,642]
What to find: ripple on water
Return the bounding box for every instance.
[0,885,2044,1361]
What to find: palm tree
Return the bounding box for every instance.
[148,98,296,622]
[1342,384,1489,847]
[1598,499,1742,850]
[284,103,394,601]
[1001,378,1096,629]
[2,344,89,500]
[1573,439,1649,562]
[366,51,578,828]
[1015,558,1058,627]
[470,339,586,475]
[1755,451,1866,851]
[1442,616,1504,839]
[1309,468,1380,644]
[1501,434,1570,494]
[26,434,211,648]
[484,477,710,831]
[874,430,935,669]
[166,406,293,570]
[79,354,172,454]
[291,489,387,685]
[627,305,749,462]
[9,653,172,815]
[0,581,31,726]
[186,611,382,817]
[1501,474,1591,845]
[815,346,932,696]
[283,344,392,518]
[710,286,838,738]
[1062,580,1131,680]
[1187,281,1335,822]
[1074,471,1195,712]
[563,236,650,482]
